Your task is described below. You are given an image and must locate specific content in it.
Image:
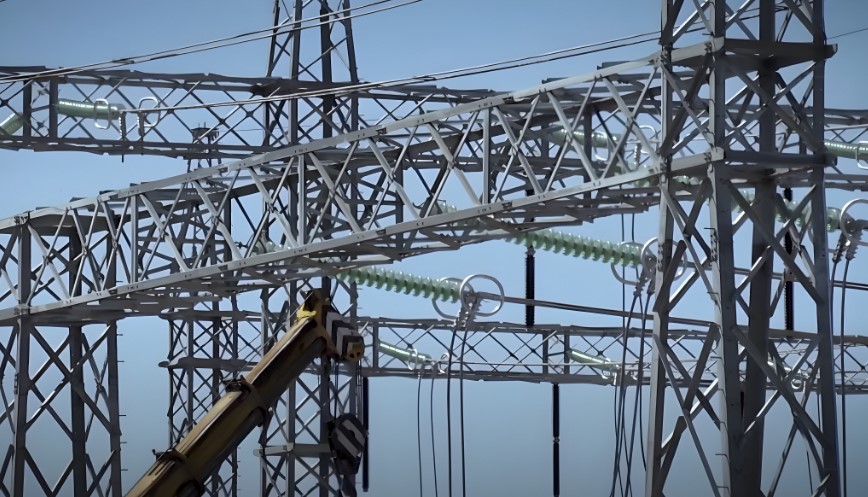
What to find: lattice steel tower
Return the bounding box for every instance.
[0,1,861,497]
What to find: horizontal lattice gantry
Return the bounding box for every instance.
[0,38,855,325]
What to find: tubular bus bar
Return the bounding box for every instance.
[125,290,365,497]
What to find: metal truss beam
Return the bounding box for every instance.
[1,1,863,496]
[4,66,868,163]
[0,39,799,326]
[154,314,868,390]
[361,317,868,392]
[0,68,494,159]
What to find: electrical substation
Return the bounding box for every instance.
[1,1,868,496]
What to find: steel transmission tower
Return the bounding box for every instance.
[0,0,864,497]
[168,2,366,496]
[647,2,839,496]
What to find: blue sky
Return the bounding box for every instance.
[2,1,868,496]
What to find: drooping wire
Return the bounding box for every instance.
[417,372,425,497]
[610,291,642,497]
[611,211,645,497]
[830,25,868,40]
[840,258,852,497]
[636,291,649,470]
[611,213,628,497]
[0,0,418,83]
[446,331,457,497]
[429,376,440,497]
[108,33,660,115]
[624,291,651,495]
[828,236,843,495]
[444,298,478,497]
[47,7,779,116]
[459,327,469,497]
[5,3,784,87]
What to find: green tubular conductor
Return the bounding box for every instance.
[776,200,840,233]
[337,267,460,302]
[378,341,433,365]
[550,128,612,148]
[824,140,868,161]
[555,127,868,164]
[0,99,125,136]
[740,193,842,233]
[568,349,619,373]
[0,113,23,135]
[56,98,125,120]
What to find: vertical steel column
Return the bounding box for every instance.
[107,325,123,496]
[644,5,675,493]
[740,6,777,490]
[11,224,31,497]
[259,2,362,496]
[106,259,123,497]
[706,4,745,495]
[708,169,744,497]
[69,237,87,497]
[809,3,841,494]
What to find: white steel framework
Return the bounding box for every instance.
[0,1,865,496]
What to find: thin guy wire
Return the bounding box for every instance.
[112,33,659,114]
[0,0,416,83]
[840,258,851,497]
[71,7,777,115]
[429,375,440,497]
[417,372,425,497]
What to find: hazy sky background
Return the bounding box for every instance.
[2,1,868,496]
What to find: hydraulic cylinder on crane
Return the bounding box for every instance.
[125,290,365,497]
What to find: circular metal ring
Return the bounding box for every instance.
[839,199,868,247]
[459,274,504,317]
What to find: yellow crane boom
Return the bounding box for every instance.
[125,290,364,497]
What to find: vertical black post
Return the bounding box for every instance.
[553,384,560,497]
[362,376,370,492]
[525,236,558,496]
[784,187,794,332]
[525,247,535,328]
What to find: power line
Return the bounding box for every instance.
[830,26,868,40]
[113,32,659,116]
[0,0,419,84]
[96,6,781,115]
[840,258,852,497]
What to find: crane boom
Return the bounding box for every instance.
[125,290,364,497]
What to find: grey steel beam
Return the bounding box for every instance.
[742,179,776,494]
[6,66,868,165]
[69,236,87,497]
[10,227,30,497]
[2,222,124,496]
[740,5,777,490]
[0,2,863,497]
[169,315,868,392]
[710,172,745,497]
